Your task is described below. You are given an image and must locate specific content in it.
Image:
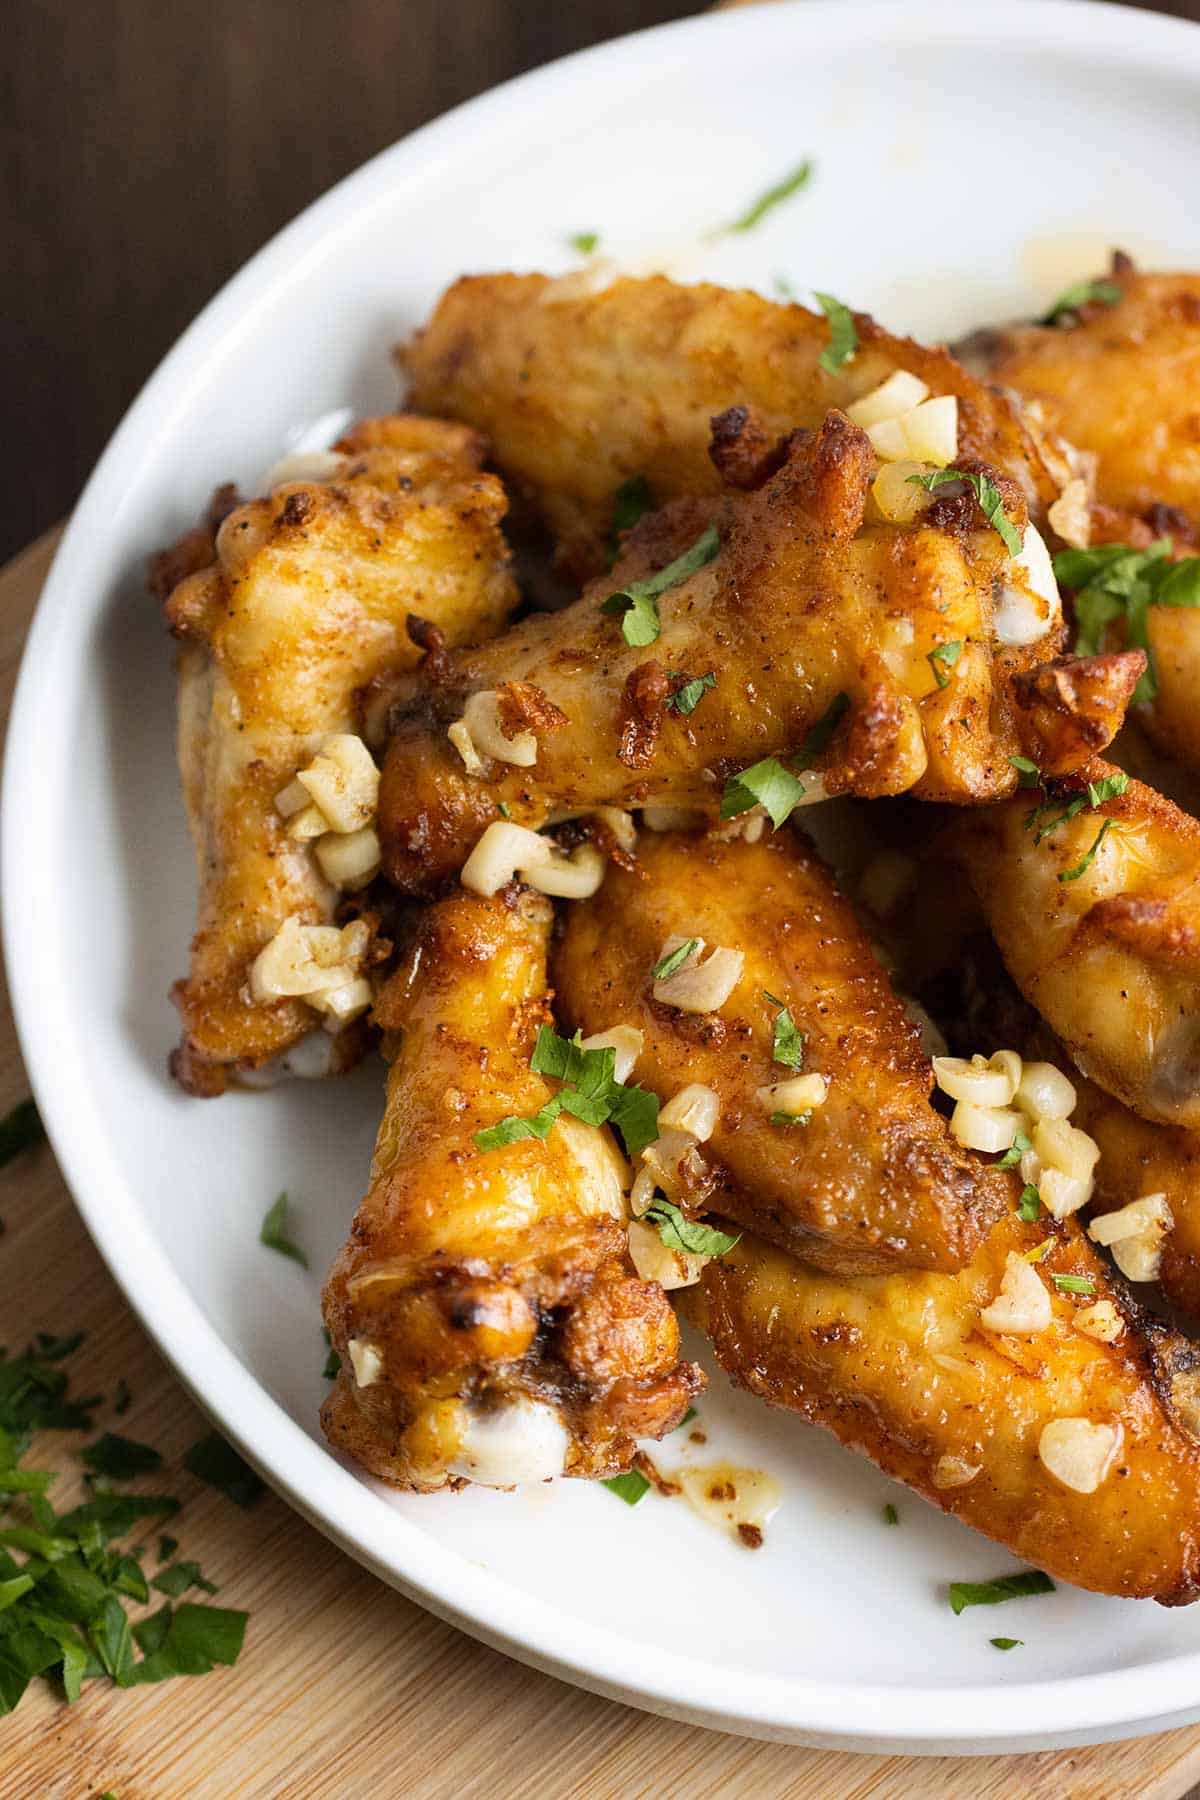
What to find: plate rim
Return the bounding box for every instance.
[7,0,1200,1750]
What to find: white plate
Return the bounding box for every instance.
[6,0,1200,1754]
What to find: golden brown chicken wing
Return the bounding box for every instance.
[377,414,1138,897]
[404,273,1068,574]
[321,883,702,1490]
[553,828,1008,1273]
[156,416,518,1094]
[686,1211,1200,1604]
[944,761,1200,1128]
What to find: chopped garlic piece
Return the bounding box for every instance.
[871,460,935,526]
[627,1218,707,1290]
[757,1072,828,1116]
[932,1053,1019,1108]
[979,1251,1052,1337]
[447,719,484,776]
[528,841,606,900]
[1075,1300,1124,1344]
[311,976,373,1031]
[579,1025,644,1085]
[1048,478,1091,551]
[1089,1193,1172,1282]
[993,526,1061,647]
[274,777,311,818]
[447,1396,569,1486]
[296,734,380,833]
[1015,1060,1076,1123]
[652,936,744,1013]
[315,826,381,890]
[1039,1168,1093,1221]
[461,689,538,768]
[249,916,368,1010]
[659,1084,721,1142]
[263,449,350,489]
[846,370,930,429]
[950,1100,1023,1155]
[1038,1417,1122,1494]
[348,1338,383,1388]
[1033,1117,1099,1186]
[460,823,606,900]
[931,1454,981,1490]
[288,804,329,841]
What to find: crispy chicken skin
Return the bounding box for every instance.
[321,884,702,1490]
[945,761,1200,1129]
[157,416,518,1094]
[404,273,1066,574]
[554,829,1008,1273]
[378,414,1137,896]
[685,1212,1200,1604]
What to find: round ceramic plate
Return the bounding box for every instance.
[7,0,1200,1753]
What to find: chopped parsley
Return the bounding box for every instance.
[1017,1183,1042,1222]
[157,1536,179,1564]
[718,159,814,235]
[765,994,805,1069]
[795,692,850,766]
[883,1503,900,1526]
[81,1435,163,1481]
[996,1129,1033,1171]
[1009,755,1042,789]
[608,474,654,562]
[1050,1274,1095,1296]
[990,1637,1023,1651]
[1059,819,1114,884]
[474,1027,659,1158]
[665,671,717,717]
[183,1432,265,1510]
[814,292,858,374]
[496,802,512,820]
[1039,278,1122,326]
[770,1109,812,1128]
[0,1100,45,1169]
[321,1329,340,1381]
[1023,1238,1054,1264]
[927,641,964,689]
[567,230,600,256]
[642,1198,740,1259]
[653,939,700,983]
[600,524,720,647]
[601,1468,649,1506]
[258,1192,308,1269]
[720,694,848,828]
[1057,539,1200,704]
[907,468,1023,555]
[948,1570,1055,1615]
[151,1559,219,1599]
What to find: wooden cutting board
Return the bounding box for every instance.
[5,531,1200,1800]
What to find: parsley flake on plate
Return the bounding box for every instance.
[183,1432,265,1510]
[883,1503,900,1527]
[717,158,814,235]
[600,524,720,647]
[567,230,600,256]
[990,1636,1023,1651]
[601,1468,650,1506]
[907,468,1024,555]
[259,1191,308,1269]
[948,1570,1055,1615]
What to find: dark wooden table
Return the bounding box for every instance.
[4,0,1197,562]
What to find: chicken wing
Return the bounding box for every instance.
[404,273,1067,575]
[155,416,518,1094]
[553,828,1008,1273]
[944,761,1200,1128]
[378,414,1139,897]
[686,1211,1200,1603]
[321,883,702,1490]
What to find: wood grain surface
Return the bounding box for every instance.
[5,531,1200,1799]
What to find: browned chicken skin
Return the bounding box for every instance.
[321,884,701,1491]
[378,415,1137,897]
[554,829,1009,1273]
[685,1211,1200,1604]
[157,416,518,1094]
[404,273,1067,574]
[944,761,1200,1129]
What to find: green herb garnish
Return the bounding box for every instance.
[927,641,964,689]
[601,1469,650,1506]
[1059,819,1114,884]
[258,1192,308,1269]
[642,1199,740,1259]
[151,1560,219,1599]
[1039,278,1122,326]
[81,1435,163,1482]
[907,468,1023,555]
[814,291,858,373]
[183,1433,265,1510]
[883,1503,899,1526]
[1023,1238,1053,1264]
[608,474,654,562]
[321,1328,340,1381]
[0,1100,45,1169]
[718,159,814,235]
[765,995,805,1070]
[652,939,700,983]
[157,1535,178,1564]
[996,1129,1033,1171]
[665,671,717,717]
[601,524,720,647]
[948,1570,1055,1615]
[770,1110,812,1127]
[990,1636,1023,1650]
[1009,755,1042,789]
[1050,1274,1095,1296]
[1058,539,1200,703]
[475,1027,659,1159]
[496,802,512,820]
[1017,1183,1042,1222]
[567,231,600,256]
[795,692,850,767]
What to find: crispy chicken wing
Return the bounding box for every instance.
[321,884,702,1490]
[554,827,1008,1273]
[944,762,1200,1128]
[686,1211,1200,1603]
[378,415,1138,896]
[156,416,518,1094]
[404,273,1066,574]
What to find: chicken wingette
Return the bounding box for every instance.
[154,416,518,1094]
[378,413,1141,896]
[684,1211,1200,1604]
[553,828,1008,1274]
[404,272,1069,575]
[321,884,702,1490]
[960,261,1200,770]
[945,760,1200,1129]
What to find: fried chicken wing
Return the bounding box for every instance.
[321,884,702,1490]
[156,416,518,1093]
[378,415,1136,896]
[686,1211,1200,1603]
[404,273,1066,574]
[945,762,1200,1128]
[553,829,1008,1273]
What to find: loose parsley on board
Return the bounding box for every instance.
[948,1571,1055,1615]
[907,468,1023,554]
[883,1503,900,1527]
[183,1432,265,1510]
[81,1434,164,1481]
[600,525,720,647]
[259,1192,308,1268]
[567,230,600,256]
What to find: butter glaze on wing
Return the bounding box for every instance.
[404,272,1067,575]
[378,414,1137,896]
[321,885,702,1490]
[156,416,518,1093]
[554,829,1009,1273]
[686,1213,1200,1604]
[945,761,1200,1129]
